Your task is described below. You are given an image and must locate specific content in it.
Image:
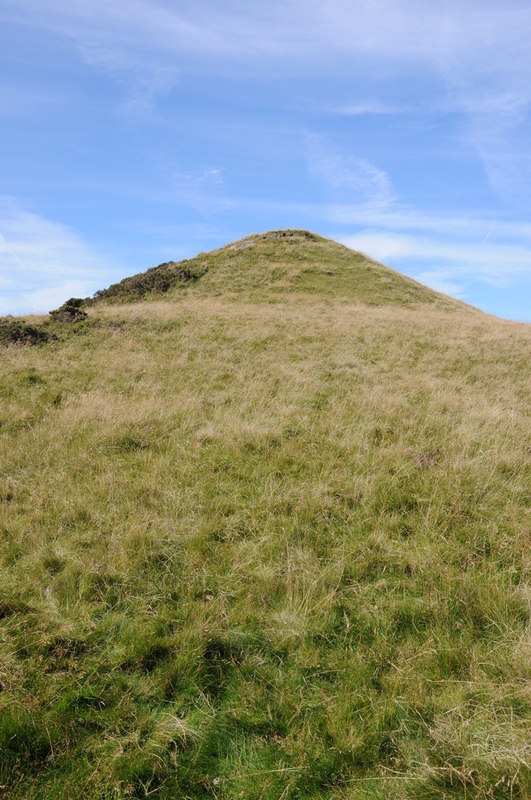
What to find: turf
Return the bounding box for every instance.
[0,231,529,798]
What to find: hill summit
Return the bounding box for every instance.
[91,229,459,310]
[0,229,529,799]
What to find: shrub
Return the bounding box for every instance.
[49,298,88,323]
[0,318,49,346]
[93,261,205,303]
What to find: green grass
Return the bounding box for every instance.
[92,230,458,308]
[0,231,529,798]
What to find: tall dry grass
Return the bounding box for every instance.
[0,259,530,798]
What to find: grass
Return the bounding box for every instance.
[0,232,529,798]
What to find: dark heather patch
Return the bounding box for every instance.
[0,318,50,346]
[49,297,88,323]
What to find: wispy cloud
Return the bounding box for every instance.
[3,1,531,195]
[4,1,529,196]
[0,198,119,315]
[305,136,531,308]
[327,205,531,241]
[306,136,395,208]
[340,230,531,284]
[335,224,531,313]
[169,167,235,215]
[413,271,467,299]
[3,2,529,82]
[79,42,180,116]
[331,102,412,116]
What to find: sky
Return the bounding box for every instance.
[1,1,531,321]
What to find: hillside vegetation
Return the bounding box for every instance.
[0,231,529,799]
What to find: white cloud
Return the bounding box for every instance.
[0,198,118,315]
[309,127,531,302]
[414,271,466,298]
[5,0,530,198]
[27,5,531,63]
[327,205,531,241]
[337,224,531,305]
[79,42,180,115]
[2,2,529,80]
[337,231,413,262]
[341,229,531,281]
[331,102,412,116]
[307,137,395,208]
[169,167,235,215]
[3,2,531,196]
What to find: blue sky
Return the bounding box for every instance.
[1,1,531,321]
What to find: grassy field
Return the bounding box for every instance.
[1,232,530,798]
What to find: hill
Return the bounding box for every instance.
[90,230,460,309]
[0,231,529,799]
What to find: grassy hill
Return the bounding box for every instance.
[1,231,529,799]
[91,230,459,308]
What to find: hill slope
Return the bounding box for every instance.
[0,232,530,799]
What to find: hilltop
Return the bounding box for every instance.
[0,232,529,799]
[91,229,460,309]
